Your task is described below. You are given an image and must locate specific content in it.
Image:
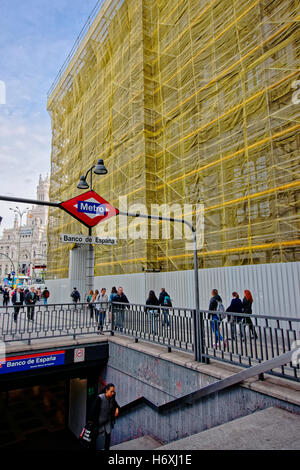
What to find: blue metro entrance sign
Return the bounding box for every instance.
[59,190,119,228]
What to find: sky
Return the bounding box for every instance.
[0,0,101,234]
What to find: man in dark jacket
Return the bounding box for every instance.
[71,287,80,306]
[3,287,10,307]
[208,289,224,345]
[113,287,129,332]
[158,288,172,327]
[88,384,120,451]
[158,288,172,306]
[42,287,50,305]
[12,287,24,322]
[25,287,38,321]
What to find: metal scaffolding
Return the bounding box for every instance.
[47,0,300,279]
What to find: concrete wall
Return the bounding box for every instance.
[47,261,300,318]
[102,342,300,447]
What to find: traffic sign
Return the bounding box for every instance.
[59,190,119,228]
[74,348,85,363]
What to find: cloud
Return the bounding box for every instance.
[0,111,51,233]
[0,0,100,234]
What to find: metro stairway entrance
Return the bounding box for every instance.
[0,379,83,451]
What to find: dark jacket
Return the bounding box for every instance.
[226,298,243,313]
[209,294,222,312]
[114,293,129,307]
[242,298,253,314]
[3,290,10,300]
[146,296,160,306]
[12,291,24,305]
[226,297,243,322]
[25,291,38,305]
[42,289,50,299]
[71,290,80,301]
[88,393,120,429]
[159,291,172,307]
[146,295,160,313]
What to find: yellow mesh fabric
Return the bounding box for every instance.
[47,0,300,279]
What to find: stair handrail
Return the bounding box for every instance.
[120,349,296,415]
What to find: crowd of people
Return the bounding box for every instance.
[69,286,174,334]
[208,288,256,347]
[71,286,130,333]
[0,283,256,340]
[0,285,50,322]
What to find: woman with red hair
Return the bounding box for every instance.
[242,290,257,339]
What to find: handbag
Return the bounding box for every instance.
[79,422,95,448]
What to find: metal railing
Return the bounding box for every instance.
[201,310,300,381]
[0,301,299,381]
[0,301,113,344]
[110,302,194,352]
[110,303,300,382]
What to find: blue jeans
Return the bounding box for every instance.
[162,309,170,327]
[149,309,159,333]
[98,309,106,329]
[210,314,223,342]
[116,309,124,332]
[43,298,47,305]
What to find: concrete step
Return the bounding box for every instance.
[111,435,162,450]
[158,407,300,450]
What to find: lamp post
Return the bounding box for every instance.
[77,159,108,236]
[9,206,30,278]
[76,159,108,294]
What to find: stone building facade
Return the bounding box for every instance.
[0,175,49,285]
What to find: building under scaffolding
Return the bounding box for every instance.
[47,0,300,281]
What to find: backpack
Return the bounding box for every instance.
[217,301,226,320]
[45,290,49,298]
[163,295,172,307]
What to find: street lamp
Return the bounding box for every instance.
[76,159,108,296]
[77,159,108,191]
[9,206,30,277]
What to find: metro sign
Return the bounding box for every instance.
[60,190,119,228]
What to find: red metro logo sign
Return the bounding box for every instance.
[60,190,119,228]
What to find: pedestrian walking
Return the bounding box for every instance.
[158,288,172,327]
[226,292,244,340]
[208,289,226,347]
[25,287,38,321]
[36,287,42,304]
[12,287,24,322]
[97,288,108,332]
[88,383,120,451]
[87,290,95,320]
[108,286,117,323]
[114,287,129,332]
[109,286,117,303]
[242,290,257,339]
[71,287,80,306]
[42,287,50,305]
[146,290,160,334]
[3,287,10,307]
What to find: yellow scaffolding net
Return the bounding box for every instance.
[47,0,300,279]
